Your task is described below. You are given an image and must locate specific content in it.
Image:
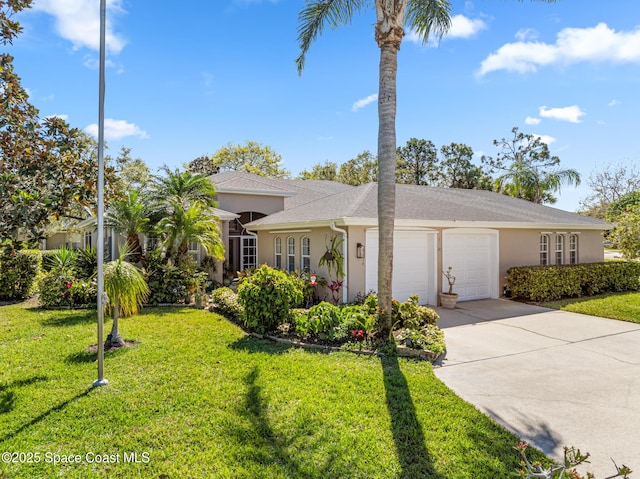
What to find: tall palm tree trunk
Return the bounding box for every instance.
[377,39,400,335]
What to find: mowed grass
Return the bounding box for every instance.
[543,291,640,323]
[0,302,546,479]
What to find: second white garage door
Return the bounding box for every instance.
[442,229,499,301]
[365,229,437,305]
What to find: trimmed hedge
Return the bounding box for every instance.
[0,249,41,300]
[506,262,640,302]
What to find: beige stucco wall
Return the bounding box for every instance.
[499,229,605,294]
[254,225,606,303]
[216,193,285,216]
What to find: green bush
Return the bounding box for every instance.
[144,251,207,304]
[237,265,304,334]
[506,262,640,302]
[211,287,244,321]
[294,301,342,339]
[76,246,98,279]
[395,325,446,355]
[38,268,96,308]
[0,249,41,300]
[395,294,439,329]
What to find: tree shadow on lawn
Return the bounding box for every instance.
[224,366,340,478]
[381,355,445,479]
[38,309,96,327]
[228,335,294,355]
[0,387,93,442]
[0,375,48,414]
[65,341,138,364]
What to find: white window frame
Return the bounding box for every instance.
[274,237,282,270]
[555,235,564,265]
[301,237,311,272]
[540,234,550,265]
[241,236,257,270]
[287,237,295,272]
[569,234,578,265]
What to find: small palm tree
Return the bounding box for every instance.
[103,247,150,349]
[150,167,218,211]
[105,190,150,263]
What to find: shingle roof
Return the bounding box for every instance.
[245,181,610,229]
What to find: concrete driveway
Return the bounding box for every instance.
[433,299,640,477]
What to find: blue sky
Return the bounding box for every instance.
[9,0,640,212]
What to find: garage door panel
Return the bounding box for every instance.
[366,230,436,304]
[443,231,498,302]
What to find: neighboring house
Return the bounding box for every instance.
[210,171,611,306]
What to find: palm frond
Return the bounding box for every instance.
[405,0,452,44]
[296,0,370,73]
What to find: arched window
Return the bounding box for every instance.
[287,237,295,272]
[540,235,550,265]
[569,234,578,264]
[274,237,282,269]
[555,235,564,265]
[301,237,311,272]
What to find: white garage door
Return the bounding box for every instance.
[442,229,499,301]
[365,229,437,305]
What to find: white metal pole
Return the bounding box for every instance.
[93,0,108,388]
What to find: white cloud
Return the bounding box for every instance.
[525,117,541,125]
[407,14,486,44]
[448,14,487,39]
[533,134,556,145]
[608,99,621,106]
[539,105,585,123]
[33,0,127,54]
[85,118,149,141]
[351,94,378,112]
[515,28,539,42]
[478,23,640,76]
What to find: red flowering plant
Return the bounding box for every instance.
[327,279,343,305]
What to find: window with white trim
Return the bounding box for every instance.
[569,234,578,264]
[301,237,311,272]
[274,237,282,269]
[540,235,550,265]
[287,237,295,272]
[555,235,564,265]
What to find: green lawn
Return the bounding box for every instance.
[543,291,640,323]
[0,302,546,478]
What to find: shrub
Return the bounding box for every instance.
[395,294,439,329]
[0,248,41,300]
[76,246,98,279]
[395,325,446,355]
[144,250,207,304]
[44,247,78,273]
[38,268,96,308]
[294,301,342,339]
[506,262,640,302]
[211,287,244,321]
[237,265,304,334]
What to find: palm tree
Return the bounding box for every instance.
[157,199,225,263]
[103,247,150,349]
[150,166,218,211]
[491,127,580,204]
[297,1,556,333]
[105,190,149,262]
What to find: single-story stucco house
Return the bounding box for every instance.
[211,172,611,306]
[44,171,610,306]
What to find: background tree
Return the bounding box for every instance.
[112,147,151,192]
[439,142,493,189]
[186,154,218,177]
[579,162,640,219]
[483,127,580,204]
[297,0,451,333]
[209,141,290,178]
[0,1,116,246]
[297,160,338,181]
[396,138,439,185]
[338,151,378,185]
